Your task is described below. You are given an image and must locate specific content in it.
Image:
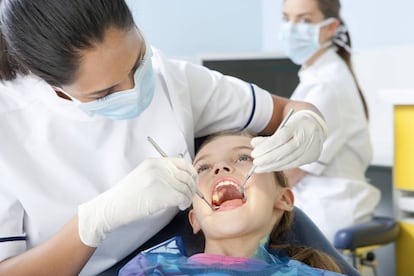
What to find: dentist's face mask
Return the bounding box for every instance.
[279,18,335,65]
[61,47,155,120]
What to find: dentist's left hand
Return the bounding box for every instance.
[251,110,327,172]
[78,157,198,247]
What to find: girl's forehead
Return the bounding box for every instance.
[203,135,251,151]
[194,135,252,162]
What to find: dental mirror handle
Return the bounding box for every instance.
[147,136,168,158]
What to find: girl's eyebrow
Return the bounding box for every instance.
[193,153,210,166]
[233,145,254,151]
[193,145,253,165]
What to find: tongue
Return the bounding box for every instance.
[220,198,244,209]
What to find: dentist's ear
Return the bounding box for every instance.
[188,208,202,234]
[328,18,340,34]
[275,188,294,211]
[51,86,73,101]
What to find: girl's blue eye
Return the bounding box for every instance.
[238,154,253,162]
[196,164,210,174]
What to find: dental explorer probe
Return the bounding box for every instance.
[240,108,295,201]
[147,136,217,211]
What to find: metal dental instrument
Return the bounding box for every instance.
[147,136,216,211]
[240,108,295,201]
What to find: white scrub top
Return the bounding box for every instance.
[290,48,380,242]
[0,47,274,275]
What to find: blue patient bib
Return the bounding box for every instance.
[119,236,344,276]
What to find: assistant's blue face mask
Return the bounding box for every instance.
[65,47,155,120]
[279,18,335,65]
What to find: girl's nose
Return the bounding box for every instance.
[213,161,233,175]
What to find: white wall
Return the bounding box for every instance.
[126,0,263,60]
[352,45,414,166]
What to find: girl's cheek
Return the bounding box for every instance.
[197,177,210,193]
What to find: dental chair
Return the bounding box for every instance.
[334,216,399,276]
[333,165,400,276]
[286,207,360,275]
[99,207,360,275]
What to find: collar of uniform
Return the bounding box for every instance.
[298,47,341,81]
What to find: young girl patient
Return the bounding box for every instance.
[119,132,344,275]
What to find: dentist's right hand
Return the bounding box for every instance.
[78,157,198,247]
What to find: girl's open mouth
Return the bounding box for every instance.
[211,180,244,210]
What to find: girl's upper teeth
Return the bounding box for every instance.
[215,181,239,190]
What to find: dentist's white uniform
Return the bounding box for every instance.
[290,47,381,242]
[0,48,274,275]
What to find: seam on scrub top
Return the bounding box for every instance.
[242,83,256,130]
[0,236,26,242]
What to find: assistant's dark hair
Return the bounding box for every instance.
[0,0,135,86]
[316,0,369,120]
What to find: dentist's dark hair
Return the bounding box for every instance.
[0,0,135,86]
[316,0,369,120]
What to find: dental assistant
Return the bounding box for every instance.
[279,0,380,242]
[0,0,327,275]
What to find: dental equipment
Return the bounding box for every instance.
[240,108,295,201]
[147,136,216,211]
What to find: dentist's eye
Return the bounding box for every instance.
[95,92,112,101]
[196,164,211,174]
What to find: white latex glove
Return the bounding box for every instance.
[78,157,197,247]
[251,110,327,172]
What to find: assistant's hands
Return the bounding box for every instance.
[78,157,197,247]
[251,110,327,172]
